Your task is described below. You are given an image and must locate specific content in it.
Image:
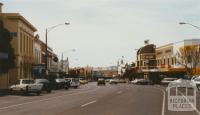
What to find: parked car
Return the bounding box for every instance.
[160,78,177,86]
[66,78,80,88]
[9,79,43,95]
[131,79,151,85]
[131,79,143,84]
[97,78,106,85]
[35,78,52,93]
[191,77,200,90]
[105,79,111,82]
[109,79,118,84]
[118,79,126,83]
[50,78,70,90]
[191,75,200,80]
[79,78,88,84]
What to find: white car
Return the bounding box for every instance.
[109,79,118,84]
[191,75,200,80]
[9,79,43,95]
[160,78,177,85]
[191,77,200,90]
[65,78,80,88]
[131,79,151,85]
[131,79,144,84]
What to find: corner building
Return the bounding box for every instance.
[0,3,37,88]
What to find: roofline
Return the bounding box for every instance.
[156,43,173,50]
[4,13,37,31]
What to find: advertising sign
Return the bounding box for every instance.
[167,80,197,111]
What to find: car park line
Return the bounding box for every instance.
[81,100,97,107]
[0,86,99,111]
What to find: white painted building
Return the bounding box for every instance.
[33,35,42,64]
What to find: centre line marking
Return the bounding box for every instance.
[81,100,97,107]
[0,87,99,111]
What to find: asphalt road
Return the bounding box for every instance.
[0,82,200,115]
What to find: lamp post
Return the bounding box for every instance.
[179,22,200,30]
[45,22,70,75]
[179,22,200,75]
[179,22,200,54]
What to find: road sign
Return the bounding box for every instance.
[0,52,8,59]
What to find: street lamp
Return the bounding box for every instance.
[179,22,200,30]
[45,22,70,74]
[61,49,76,72]
[179,22,200,52]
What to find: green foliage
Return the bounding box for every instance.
[123,62,137,81]
[69,69,79,78]
[0,21,15,74]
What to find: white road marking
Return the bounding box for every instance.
[151,86,165,115]
[0,87,99,111]
[161,89,166,115]
[117,91,122,94]
[81,100,97,107]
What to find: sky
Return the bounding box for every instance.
[1,0,200,67]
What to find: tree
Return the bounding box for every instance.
[68,69,79,78]
[0,20,15,74]
[176,45,200,76]
[123,62,137,81]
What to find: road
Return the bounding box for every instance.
[0,82,200,115]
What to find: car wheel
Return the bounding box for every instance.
[37,91,41,96]
[65,86,69,90]
[9,88,14,95]
[47,90,51,93]
[20,89,25,95]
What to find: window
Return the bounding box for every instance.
[165,49,171,53]
[20,32,23,53]
[23,34,26,53]
[10,32,17,37]
[168,58,169,65]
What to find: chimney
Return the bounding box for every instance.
[0,2,3,13]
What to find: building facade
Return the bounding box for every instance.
[117,57,127,77]
[0,3,37,89]
[135,39,200,83]
[156,39,200,75]
[136,44,157,72]
[156,43,176,70]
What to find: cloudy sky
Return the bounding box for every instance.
[1,0,200,67]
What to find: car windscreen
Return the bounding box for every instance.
[35,79,49,83]
[56,78,66,82]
